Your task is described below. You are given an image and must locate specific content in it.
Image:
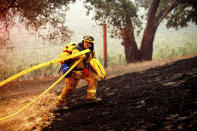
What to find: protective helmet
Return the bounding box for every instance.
[83,35,94,44]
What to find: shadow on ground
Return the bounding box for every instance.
[43,56,197,131]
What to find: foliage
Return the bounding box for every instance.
[135,0,197,29]
[166,0,197,29]
[0,0,76,63]
[84,0,142,38]
[86,0,197,36]
[0,0,75,44]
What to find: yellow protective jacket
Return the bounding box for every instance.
[72,42,96,69]
[59,42,106,79]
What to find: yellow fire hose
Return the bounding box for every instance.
[0,58,83,121]
[0,49,90,87]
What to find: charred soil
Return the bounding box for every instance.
[43,56,197,131]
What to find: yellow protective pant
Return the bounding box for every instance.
[56,69,98,106]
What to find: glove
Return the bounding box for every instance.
[83,68,89,75]
[60,64,70,74]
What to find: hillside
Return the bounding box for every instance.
[43,56,197,130]
[0,55,196,131]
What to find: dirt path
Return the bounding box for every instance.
[0,55,196,130]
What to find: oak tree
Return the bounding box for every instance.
[85,0,197,62]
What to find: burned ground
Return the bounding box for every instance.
[43,56,197,131]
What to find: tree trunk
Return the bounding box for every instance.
[140,0,160,61]
[140,25,159,60]
[121,24,140,63]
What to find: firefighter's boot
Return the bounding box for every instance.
[55,96,69,110]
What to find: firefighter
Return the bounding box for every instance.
[56,35,105,109]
